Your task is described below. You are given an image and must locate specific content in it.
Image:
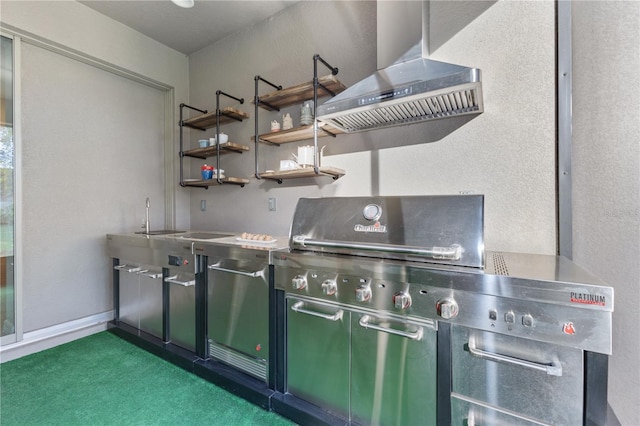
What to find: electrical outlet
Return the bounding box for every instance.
[268,197,276,211]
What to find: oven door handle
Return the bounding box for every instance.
[359,315,424,341]
[292,235,461,260]
[114,264,142,273]
[164,275,195,287]
[291,301,343,321]
[137,270,162,279]
[466,337,563,376]
[207,263,264,278]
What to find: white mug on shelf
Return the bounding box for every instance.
[293,145,315,167]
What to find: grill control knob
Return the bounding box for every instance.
[393,291,412,310]
[436,298,459,320]
[355,285,372,302]
[322,280,337,296]
[292,275,307,290]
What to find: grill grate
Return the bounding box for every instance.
[323,87,481,132]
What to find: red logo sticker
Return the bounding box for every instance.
[563,322,576,335]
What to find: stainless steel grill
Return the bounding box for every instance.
[274,195,613,425]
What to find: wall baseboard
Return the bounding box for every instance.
[0,311,114,363]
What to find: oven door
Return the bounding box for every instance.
[351,312,437,426]
[451,325,583,425]
[207,258,269,380]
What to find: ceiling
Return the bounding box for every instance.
[79,0,300,55]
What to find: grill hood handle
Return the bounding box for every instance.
[292,235,462,261]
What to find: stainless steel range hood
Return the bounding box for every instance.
[316,1,483,133]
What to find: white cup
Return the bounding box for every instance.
[296,145,315,167]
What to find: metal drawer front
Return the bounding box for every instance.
[451,325,583,425]
[116,264,140,328]
[351,313,437,426]
[286,298,350,419]
[166,271,196,351]
[138,267,163,339]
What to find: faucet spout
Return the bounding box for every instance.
[144,198,150,234]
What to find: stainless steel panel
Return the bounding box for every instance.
[274,249,613,354]
[288,195,484,268]
[452,325,583,425]
[138,268,163,339]
[451,395,544,426]
[107,233,195,270]
[117,266,139,328]
[208,341,267,380]
[351,313,437,426]
[168,271,196,351]
[207,261,269,371]
[286,297,350,418]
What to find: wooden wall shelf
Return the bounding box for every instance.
[183,142,250,159]
[254,75,346,111]
[260,166,345,182]
[253,124,343,145]
[183,177,250,188]
[183,107,249,130]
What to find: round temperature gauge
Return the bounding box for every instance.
[363,204,382,221]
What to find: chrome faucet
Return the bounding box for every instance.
[143,197,150,234]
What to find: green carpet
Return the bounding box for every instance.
[0,331,295,425]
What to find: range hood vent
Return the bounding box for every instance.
[317,1,483,133]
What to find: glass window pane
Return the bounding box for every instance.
[1,34,15,338]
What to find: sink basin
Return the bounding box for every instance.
[178,232,232,240]
[134,230,186,236]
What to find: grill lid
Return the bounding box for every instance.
[289,195,484,268]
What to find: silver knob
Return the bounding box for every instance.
[355,285,372,302]
[292,275,307,290]
[436,298,459,319]
[393,291,412,310]
[321,280,337,296]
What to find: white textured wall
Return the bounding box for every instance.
[572,2,640,424]
[1,1,189,332]
[187,0,556,254]
[1,0,191,230]
[20,43,166,330]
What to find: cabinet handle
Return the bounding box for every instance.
[291,301,343,321]
[207,263,264,278]
[114,264,141,273]
[358,315,423,341]
[466,336,562,376]
[164,275,195,287]
[138,270,162,279]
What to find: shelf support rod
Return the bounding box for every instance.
[254,75,283,180]
[178,103,207,187]
[312,54,338,176]
[179,103,209,186]
[214,90,245,186]
[313,54,340,175]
